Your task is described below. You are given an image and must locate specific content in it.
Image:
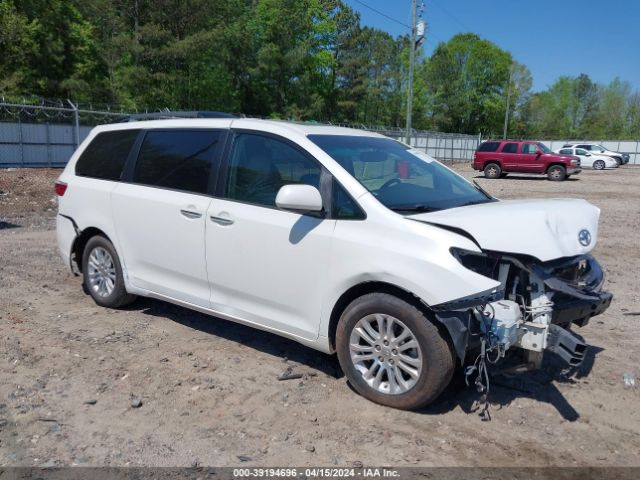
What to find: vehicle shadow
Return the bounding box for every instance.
[132,297,599,420]
[133,297,344,379]
[422,341,604,422]
[472,174,580,182]
[0,220,21,230]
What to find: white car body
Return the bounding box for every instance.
[563,143,625,165]
[555,147,617,169]
[55,118,612,408]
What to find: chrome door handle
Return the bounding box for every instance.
[180,209,202,219]
[210,215,234,225]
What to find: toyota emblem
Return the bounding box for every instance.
[578,229,592,247]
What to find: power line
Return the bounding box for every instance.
[429,0,473,32]
[353,0,411,29]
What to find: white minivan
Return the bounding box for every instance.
[56,117,612,410]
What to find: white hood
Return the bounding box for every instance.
[412,199,600,262]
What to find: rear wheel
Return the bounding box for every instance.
[336,293,454,410]
[547,165,566,181]
[483,163,501,179]
[593,160,606,170]
[82,236,136,308]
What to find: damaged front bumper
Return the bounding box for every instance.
[431,250,612,367]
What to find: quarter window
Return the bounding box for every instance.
[501,143,519,153]
[477,141,501,152]
[133,130,222,194]
[332,179,365,220]
[75,130,139,180]
[226,133,322,208]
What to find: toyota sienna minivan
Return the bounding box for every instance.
[56,117,612,410]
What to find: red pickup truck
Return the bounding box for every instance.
[473,140,581,181]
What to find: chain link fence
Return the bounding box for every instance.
[2,100,638,167]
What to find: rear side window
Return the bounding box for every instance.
[75,130,139,180]
[133,130,222,194]
[477,141,500,152]
[501,143,519,153]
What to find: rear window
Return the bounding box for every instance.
[501,143,519,153]
[133,130,222,194]
[75,130,139,180]
[477,141,501,152]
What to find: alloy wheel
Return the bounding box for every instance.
[349,314,423,395]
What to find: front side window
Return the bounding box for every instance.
[308,135,492,213]
[591,145,605,153]
[576,149,589,155]
[133,130,222,194]
[76,129,139,180]
[559,148,573,155]
[522,144,538,154]
[501,143,519,153]
[226,133,321,208]
[537,142,552,154]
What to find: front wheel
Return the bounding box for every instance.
[82,235,137,308]
[593,160,606,170]
[336,293,454,410]
[547,165,566,181]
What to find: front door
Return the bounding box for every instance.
[204,132,335,341]
[520,142,544,172]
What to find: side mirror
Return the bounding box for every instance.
[586,153,591,156]
[275,184,323,213]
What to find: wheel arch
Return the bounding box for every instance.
[545,162,567,173]
[71,227,113,273]
[483,159,501,169]
[327,281,458,358]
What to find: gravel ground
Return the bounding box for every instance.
[1,165,639,467]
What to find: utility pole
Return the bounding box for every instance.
[503,64,513,139]
[405,0,417,144]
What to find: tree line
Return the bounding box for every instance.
[1,0,639,139]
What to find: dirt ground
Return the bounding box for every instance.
[1,165,639,467]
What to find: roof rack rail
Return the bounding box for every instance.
[113,111,236,122]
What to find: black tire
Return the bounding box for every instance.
[82,235,137,308]
[336,293,454,410]
[483,162,501,179]
[547,165,566,181]
[612,156,622,165]
[593,160,606,170]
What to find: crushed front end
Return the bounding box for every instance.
[433,249,612,368]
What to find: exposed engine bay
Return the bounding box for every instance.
[433,248,613,368]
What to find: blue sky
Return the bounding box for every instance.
[344,0,640,92]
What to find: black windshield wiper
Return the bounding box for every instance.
[389,204,439,214]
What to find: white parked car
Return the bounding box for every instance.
[562,143,629,165]
[55,117,612,410]
[555,146,618,170]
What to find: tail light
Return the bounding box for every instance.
[55,181,67,196]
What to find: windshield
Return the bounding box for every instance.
[537,142,552,154]
[308,135,493,213]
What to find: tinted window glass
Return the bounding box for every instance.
[576,144,590,150]
[75,130,139,180]
[333,179,365,220]
[477,141,500,152]
[226,133,321,207]
[133,130,221,194]
[576,149,588,155]
[522,144,538,154]
[501,143,519,153]
[559,149,573,155]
